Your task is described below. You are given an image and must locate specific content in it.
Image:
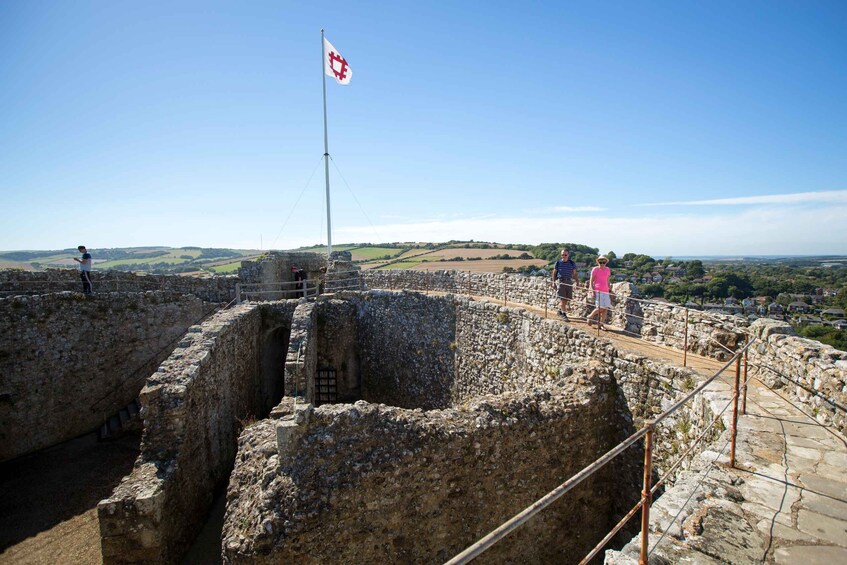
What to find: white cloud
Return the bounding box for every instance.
[551,206,606,212]
[332,204,847,256]
[639,190,847,207]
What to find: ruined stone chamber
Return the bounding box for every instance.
[222,291,643,564]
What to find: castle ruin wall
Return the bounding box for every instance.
[361,270,750,361]
[221,293,727,563]
[224,385,634,564]
[98,301,296,564]
[0,269,236,303]
[0,291,209,461]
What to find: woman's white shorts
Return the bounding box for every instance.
[595,291,612,308]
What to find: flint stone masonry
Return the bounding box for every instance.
[218,292,729,563]
[0,291,209,461]
[360,270,749,360]
[98,301,296,564]
[223,385,637,564]
[0,269,237,303]
[748,318,847,435]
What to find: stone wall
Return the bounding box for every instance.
[350,291,457,409]
[0,291,210,461]
[98,302,295,564]
[361,270,749,360]
[748,318,847,435]
[217,292,729,563]
[0,269,236,303]
[223,384,637,564]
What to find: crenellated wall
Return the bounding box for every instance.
[0,291,211,461]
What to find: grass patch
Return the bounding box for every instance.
[210,261,242,273]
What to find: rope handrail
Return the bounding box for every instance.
[445,340,756,565]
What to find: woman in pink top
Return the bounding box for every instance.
[587,255,612,329]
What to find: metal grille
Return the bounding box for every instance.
[315,368,337,406]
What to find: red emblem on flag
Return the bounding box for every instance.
[327,50,350,82]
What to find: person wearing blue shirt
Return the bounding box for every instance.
[74,245,92,294]
[551,248,579,320]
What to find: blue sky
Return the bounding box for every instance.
[2,1,845,256]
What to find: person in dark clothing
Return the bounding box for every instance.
[291,266,307,298]
[551,248,579,320]
[73,245,93,294]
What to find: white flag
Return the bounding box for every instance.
[323,37,352,85]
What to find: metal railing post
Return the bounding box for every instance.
[742,349,748,415]
[730,353,741,468]
[683,308,689,367]
[235,283,242,304]
[640,424,654,565]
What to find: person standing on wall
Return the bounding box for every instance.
[291,266,307,298]
[73,245,93,295]
[552,248,578,320]
[587,255,612,329]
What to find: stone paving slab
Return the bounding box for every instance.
[774,544,847,564]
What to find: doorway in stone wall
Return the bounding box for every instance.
[260,326,291,414]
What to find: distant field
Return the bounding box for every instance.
[413,248,532,261]
[349,247,407,261]
[409,259,546,273]
[210,261,243,273]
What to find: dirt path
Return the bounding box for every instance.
[0,432,139,565]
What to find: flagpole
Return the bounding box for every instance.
[321,29,333,258]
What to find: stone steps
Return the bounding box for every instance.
[99,399,141,440]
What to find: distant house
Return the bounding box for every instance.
[614,274,627,281]
[832,319,847,330]
[821,308,845,318]
[797,316,822,326]
[685,301,702,310]
[742,298,756,309]
[768,303,784,316]
[651,273,663,283]
[725,297,738,305]
[788,301,810,313]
